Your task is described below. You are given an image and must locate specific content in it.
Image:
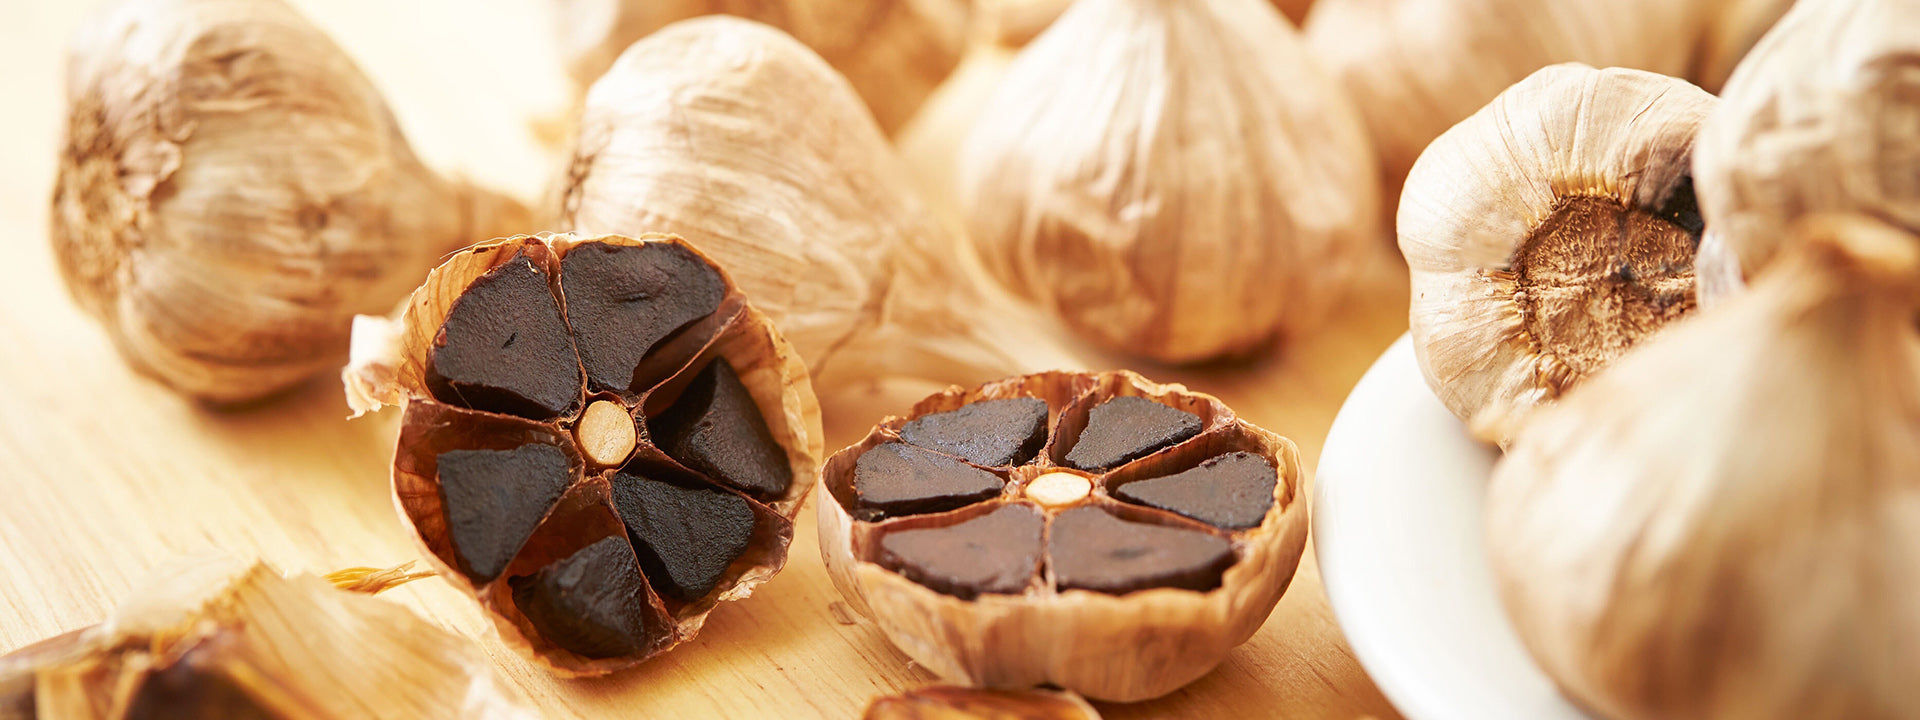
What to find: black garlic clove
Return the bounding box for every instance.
[437,442,575,583]
[649,360,789,499]
[898,397,1049,467]
[876,504,1044,600]
[510,536,659,659]
[1048,505,1232,594]
[610,473,755,604]
[426,252,582,420]
[1112,452,1276,530]
[560,242,726,393]
[852,443,1005,521]
[1062,396,1201,471]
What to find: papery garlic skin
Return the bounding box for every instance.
[1487,216,1920,720]
[552,0,966,134]
[958,0,1377,363]
[556,17,1085,394]
[0,560,537,719]
[52,0,526,404]
[1693,0,1920,305]
[1400,64,1713,440]
[1307,0,1787,200]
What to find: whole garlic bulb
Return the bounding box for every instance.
[1486,215,1920,720]
[1401,64,1713,440]
[556,17,1086,395]
[1692,0,1920,304]
[957,0,1378,363]
[52,0,528,404]
[551,0,967,134]
[1306,0,1787,200]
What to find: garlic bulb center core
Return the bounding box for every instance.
[576,399,638,468]
[1026,472,1093,507]
[1513,196,1700,378]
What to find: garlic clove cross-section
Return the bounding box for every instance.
[818,371,1308,702]
[1399,63,1715,442]
[344,232,822,675]
[956,0,1379,363]
[1486,215,1920,720]
[1692,0,1920,305]
[52,0,529,404]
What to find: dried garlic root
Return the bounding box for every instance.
[555,17,1087,395]
[0,559,534,719]
[53,0,529,405]
[1693,0,1920,304]
[1401,63,1714,442]
[1488,215,1920,720]
[819,371,1307,701]
[550,0,966,134]
[958,0,1378,363]
[346,232,821,675]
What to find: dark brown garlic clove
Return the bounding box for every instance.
[818,370,1308,701]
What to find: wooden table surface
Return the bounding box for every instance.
[0,2,1409,717]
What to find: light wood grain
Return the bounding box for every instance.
[0,2,1408,717]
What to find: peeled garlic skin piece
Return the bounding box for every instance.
[957,0,1378,363]
[1399,63,1714,441]
[551,0,966,134]
[51,0,525,405]
[1692,0,1920,305]
[1486,217,1920,720]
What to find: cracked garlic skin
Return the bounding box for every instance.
[551,0,965,134]
[957,0,1377,364]
[51,0,527,405]
[1400,64,1714,441]
[0,559,535,719]
[1487,216,1920,720]
[557,17,1084,393]
[1692,0,1920,305]
[819,371,1307,702]
[345,232,822,675]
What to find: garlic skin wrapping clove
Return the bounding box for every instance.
[551,0,966,134]
[1692,0,1920,305]
[1400,63,1714,441]
[971,0,1314,48]
[52,0,529,405]
[957,0,1378,363]
[555,17,1087,396]
[0,559,536,719]
[1486,216,1920,720]
[1306,0,1783,202]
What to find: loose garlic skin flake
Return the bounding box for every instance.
[1692,0,1920,304]
[958,0,1378,364]
[1487,216,1920,720]
[551,0,966,134]
[1400,64,1714,441]
[53,0,528,404]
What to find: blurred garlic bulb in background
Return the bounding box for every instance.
[551,0,967,134]
[957,0,1377,363]
[1308,0,1789,203]
[52,0,529,404]
[1487,215,1920,720]
[556,17,1085,396]
[1693,0,1919,304]
[972,0,1315,48]
[1400,64,1713,441]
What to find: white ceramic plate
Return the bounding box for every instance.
[1313,335,1590,720]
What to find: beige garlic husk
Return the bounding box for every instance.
[555,17,1087,395]
[1307,0,1789,201]
[52,0,529,405]
[0,558,536,719]
[971,0,1314,48]
[1692,0,1920,305]
[1401,63,1714,441]
[1486,215,1920,720]
[551,0,966,134]
[957,0,1377,363]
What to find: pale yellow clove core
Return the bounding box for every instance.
[576,400,638,467]
[1026,472,1092,507]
